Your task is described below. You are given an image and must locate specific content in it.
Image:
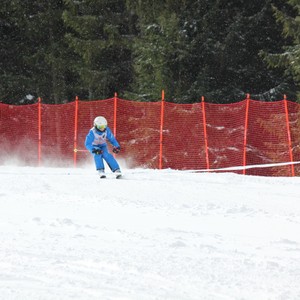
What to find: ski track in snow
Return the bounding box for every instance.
[0,165,300,300]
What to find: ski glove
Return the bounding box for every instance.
[92,148,103,155]
[113,146,120,154]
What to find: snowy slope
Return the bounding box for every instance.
[0,165,300,300]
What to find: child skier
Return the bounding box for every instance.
[85,116,121,179]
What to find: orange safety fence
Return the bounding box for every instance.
[1,95,300,176]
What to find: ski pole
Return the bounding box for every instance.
[74,149,89,152]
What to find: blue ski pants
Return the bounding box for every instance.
[93,145,120,171]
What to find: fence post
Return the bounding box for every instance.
[283,94,295,176]
[201,96,210,170]
[73,96,79,167]
[38,97,42,166]
[113,92,118,137]
[243,94,250,175]
[159,90,165,169]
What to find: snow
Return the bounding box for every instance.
[1,164,300,300]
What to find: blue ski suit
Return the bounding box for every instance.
[85,126,120,171]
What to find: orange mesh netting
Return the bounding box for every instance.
[1,96,300,176]
[0,103,39,165]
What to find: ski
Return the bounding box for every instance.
[98,174,123,179]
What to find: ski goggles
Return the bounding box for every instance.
[96,124,107,131]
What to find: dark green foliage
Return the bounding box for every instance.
[62,0,135,100]
[0,0,76,104]
[0,0,34,103]
[262,0,300,101]
[126,0,297,103]
[0,0,298,104]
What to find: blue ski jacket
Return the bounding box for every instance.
[85,126,120,153]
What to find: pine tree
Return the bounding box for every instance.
[63,0,135,100]
[179,0,296,103]
[262,0,300,101]
[0,0,75,104]
[124,0,189,102]
[0,0,31,103]
[126,0,295,103]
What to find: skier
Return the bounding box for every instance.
[85,116,121,179]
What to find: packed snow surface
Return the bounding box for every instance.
[0,165,300,300]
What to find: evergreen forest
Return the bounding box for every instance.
[1,0,300,104]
